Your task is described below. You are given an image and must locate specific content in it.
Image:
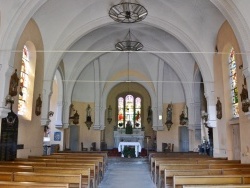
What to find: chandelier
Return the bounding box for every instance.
[115,29,143,51]
[109,1,148,23]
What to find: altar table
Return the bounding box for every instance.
[118,142,141,157]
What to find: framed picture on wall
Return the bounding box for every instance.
[54,132,61,141]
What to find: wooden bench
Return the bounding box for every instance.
[156,163,250,186]
[173,175,250,188]
[16,158,102,181]
[0,161,47,167]
[183,185,250,188]
[0,181,70,188]
[0,172,13,181]
[33,166,97,188]
[53,152,108,171]
[25,156,104,179]
[162,169,223,188]
[0,161,98,187]
[151,157,229,178]
[13,171,90,188]
[161,168,250,188]
[0,165,33,172]
[154,160,241,185]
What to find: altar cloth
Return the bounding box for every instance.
[118,142,141,157]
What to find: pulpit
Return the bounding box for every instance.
[114,129,144,148]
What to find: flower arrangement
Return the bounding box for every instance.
[122,146,135,158]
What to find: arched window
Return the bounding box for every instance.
[228,47,239,118]
[18,45,30,116]
[18,43,36,120]
[117,94,142,128]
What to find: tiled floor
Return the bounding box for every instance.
[98,157,156,188]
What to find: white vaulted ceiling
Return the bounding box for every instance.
[30,0,225,85]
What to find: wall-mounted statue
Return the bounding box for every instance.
[72,111,79,125]
[69,104,79,125]
[240,84,248,101]
[216,97,222,119]
[180,104,188,125]
[85,104,93,130]
[165,103,173,131]
[147,105,152,123]
[35,94,42,116]
[86,104,92,122]
[9,69,19,97]
[240,84,249,112]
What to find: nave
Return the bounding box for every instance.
[99,157,156,188]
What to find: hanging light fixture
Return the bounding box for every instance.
[115,29,143,51]
[109,0,148,23]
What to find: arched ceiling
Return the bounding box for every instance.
[30,0,225,85]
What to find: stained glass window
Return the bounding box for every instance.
[18,45,30,115]
[118,97,124,127]
[117,94,142,128]
[229,47,239,118]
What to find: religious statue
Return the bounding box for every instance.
[35,94,42,116]
[165,103,173,131]
[72,110,79,125]
[85,104,93,130]
[240,84,248,101]
[240,84,249,112]
[125,120,133,134]
[9,69,19,97]
[166,103,173,121]
[216,97,222,119]
[180,104,188,125]
[147,106,152,123]
[86,104,92,122]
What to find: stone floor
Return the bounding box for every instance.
[98,157,156,188]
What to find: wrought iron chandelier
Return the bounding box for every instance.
[115,29,143,51]
[109,1,148,23]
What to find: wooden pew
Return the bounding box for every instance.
[25,156,104,179]
[33,166,97,188]
[161,167,250,188]
[53,152,108,171]
[0,162,96,187]
[0,165,33,172]
[156,162,250,186]
[173,175,250,188]
[0,161,47,167]
[150,157,229,178]
[0,161,98,187]
[162,169,223,188]
[16,158,102,181]
[183,185,250,188]
[38,152,107,171]
[0,181,70,188]
[155,160,240,185]
[0,172,13,181]
[13,171,90,188]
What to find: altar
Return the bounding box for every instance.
[114,129,144,148]
[118,142,141,157]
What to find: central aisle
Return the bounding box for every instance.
[99,157,156,188]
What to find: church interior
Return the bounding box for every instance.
[1,1,250,187]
